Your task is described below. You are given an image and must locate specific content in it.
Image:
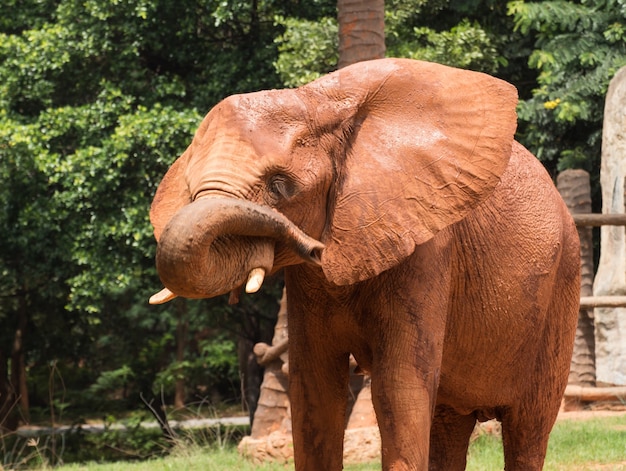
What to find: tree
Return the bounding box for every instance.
[337,0,386,67]
[5,0,616,436]
[0,0,298,429]
[275,0,519,86]
[509,0,626,176]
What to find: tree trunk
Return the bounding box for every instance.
[174,299,188,408]
[556,169,596,386]
[12,295,30,422]
[11,340,29,422]
[1,295,30,431]
[337,0,385,69]
[0,350,17,432]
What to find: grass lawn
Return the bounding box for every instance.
[466,414,626,471]
[27,414,626,470]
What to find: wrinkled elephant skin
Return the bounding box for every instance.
[149,59,580,470]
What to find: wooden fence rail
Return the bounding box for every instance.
[565,210,626,401]
[572,213,626,227]
[564,385,626,402]
[573,213,626,309]
[580,296,626,309]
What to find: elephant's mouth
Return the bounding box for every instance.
[149,197,324,304]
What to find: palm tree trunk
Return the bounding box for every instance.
[337,0,385,68]
[557,169,596,386]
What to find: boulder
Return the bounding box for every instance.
[594,65,626,386]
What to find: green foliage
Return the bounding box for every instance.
[274,0,520,86]
[1,416,253,469]
[87,415,169,462]
[390,19,507,72]
[89,366,135,395]
[1,86,201,317]
[153,335,239,398]
[0,0,619,457]
[0,0,288,425]
[1,421,170,468]
[386,0,530,79]
[509,0,626,173]
[274,16,339,87]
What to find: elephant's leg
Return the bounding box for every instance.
[370,322,446,471]
[287,298,351,470]
[428,405,476,470]
[289,348,350,471]
[371,362,436,470]
[366,239,451,470]
[501,417,551,470]
[500,271,577,470]
[499,399,559,471]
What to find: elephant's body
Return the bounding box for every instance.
[442,142,578,417]
[149,59,580,470]
[284,141,579,470]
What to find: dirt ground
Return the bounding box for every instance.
[558,408,626,421]
[558,402,626,421]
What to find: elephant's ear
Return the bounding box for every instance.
[150,147,192,241]
[315,59,519,285]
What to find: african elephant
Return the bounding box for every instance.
[149,58,580,470]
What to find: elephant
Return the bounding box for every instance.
[148,58,580,470]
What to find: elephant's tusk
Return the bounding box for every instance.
[245,268,266,294]
[149,287,178,304]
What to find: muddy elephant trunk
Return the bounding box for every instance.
[154,197,324,300]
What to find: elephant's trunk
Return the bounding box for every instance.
[153,197,324,301]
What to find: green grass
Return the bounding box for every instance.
[26,415,626,470]
[53,446,379,471]
[545,415,626,470]
[466,415,626,471]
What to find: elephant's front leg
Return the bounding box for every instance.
[371,349,441,470]
[287,296,351,470]
[368,261,449,469]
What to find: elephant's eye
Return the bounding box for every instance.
[267,173,296,201]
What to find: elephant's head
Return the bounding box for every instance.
[149,58,518,304]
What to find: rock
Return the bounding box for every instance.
[239,427,384,465]
[238,431,294,464]
[594,65,626,386]
[346,377,378,429]
[343,426,381,464]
